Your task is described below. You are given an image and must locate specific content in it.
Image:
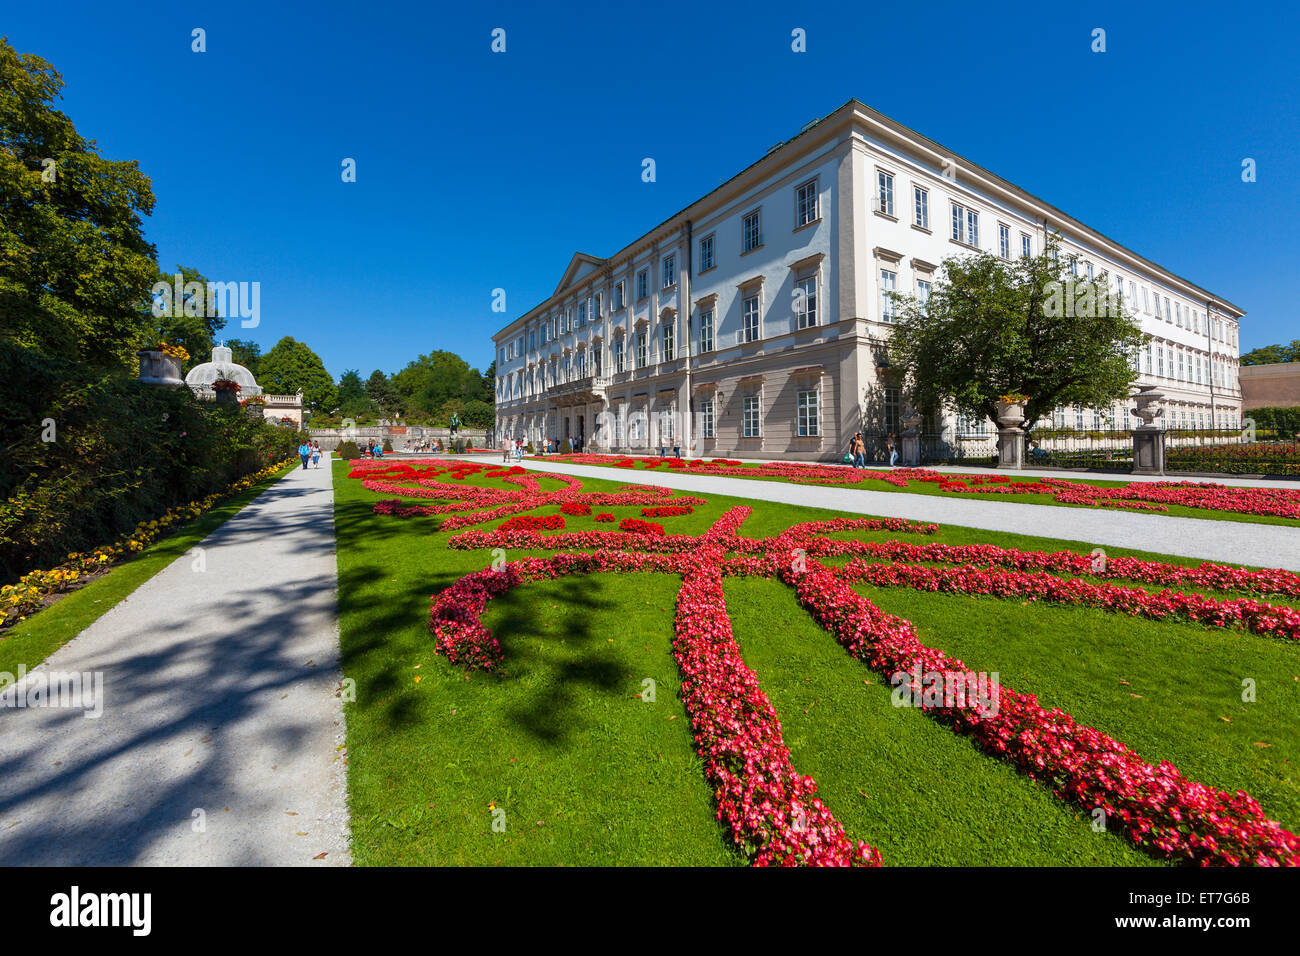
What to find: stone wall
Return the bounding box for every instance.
[1241,362,1300,411]
[307,426,491,451]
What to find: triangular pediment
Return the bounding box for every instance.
[553,252,606,297]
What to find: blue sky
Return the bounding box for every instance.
[7,0,1298,378]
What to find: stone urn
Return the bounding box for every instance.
[137,350,184,386]
[995,399,1028,429]
[1132,387,1165,428]
[994,398,1028,470]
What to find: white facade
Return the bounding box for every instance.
[492,99,1244,460]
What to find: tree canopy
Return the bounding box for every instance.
[887,240,1146,430]
[257,336,337,411]
[0,37,158,370]
[1241,340,1300,366]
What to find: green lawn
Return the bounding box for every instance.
[0,462,296,676]
[529,455,1299,527]
[334,457,1299,866]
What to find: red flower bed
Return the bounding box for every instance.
[642,505,693,517]
[788,560,1299,865]
[542,454,1300,520]
[352,454,1300,866]
[497,514,564,533]
[837,560,1300,642]
[560,502,592,516]
[619,518,665,535]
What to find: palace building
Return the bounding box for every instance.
[491,99,1244,461]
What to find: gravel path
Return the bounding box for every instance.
[508,458,1300,572]
[0,461,351,866]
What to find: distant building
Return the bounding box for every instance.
[491,99,1244,460]
[1241,362,1300,411]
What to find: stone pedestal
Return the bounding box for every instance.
[901,432,921,467]
[996,427,1025,469]
[1131,427,1166,475]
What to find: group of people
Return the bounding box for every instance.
[403,438,444,453]
[297,440,323,469]
[847,432,900,468]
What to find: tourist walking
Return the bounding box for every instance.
[298,440,311,470]
[888,432,899,467]
[502,439,510,464]
[311,441,322,468]
[851,432,866,469]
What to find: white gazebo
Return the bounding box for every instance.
[185,344,304,426]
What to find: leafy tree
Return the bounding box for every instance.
[1241,340,1300,366]
[888,239,1145,432]
[224,338,262,377]
[0,37,157,369]
[393,350,486,416]
[365,369,398,417]
[458,398,495,429]
[257,337,337,412]
[337,369,371,417]
[140,264,225,372]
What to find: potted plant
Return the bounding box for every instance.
[995,392,1030,425]
[137,342,188,386]
[211,376,241,406]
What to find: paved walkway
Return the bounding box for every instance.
[0,461,351,865]
[503,457,1300,572]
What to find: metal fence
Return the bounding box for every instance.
[872,426,1298,477]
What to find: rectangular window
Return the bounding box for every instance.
[916,279,932,314]
[636,330,647,368]
[742,210,761,252]
[1175,302,1182,327]
[1141,287,1150,313]
[701,396,716,439]
[636,270,649,301]
[876,170,894,216]
[797,389,820,437]
[662,323,674,361]
[1021,233,1031,258]
[699,234,715,272]
[796,178,819,226]
[742,294,760,342]
[914,185,929,229]
[1069,256,1078,277]
[1086,261,1094,280]
[577,301,587,327]
[880,269,897,323]
[662,255,676,288]
[743,395,761,437]
[615,280,626,310]
[594,292,602,318]
[1163,297,1172,322]
[614,338,625,373]
[699,309,714,353]
[998,223,1011,259]
[795,274,817,329]
[951,202,979,245]
[1157,347,1164,378]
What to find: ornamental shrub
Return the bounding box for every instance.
[0,343,304,584]
[336,440,362,460]
[382,438,393,452]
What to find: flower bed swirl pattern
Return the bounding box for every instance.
[356,458,1299,866]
